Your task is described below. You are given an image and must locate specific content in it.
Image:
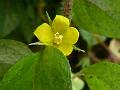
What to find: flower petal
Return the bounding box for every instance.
[57,44,73,56]
[63,27,79,44]
[52,15,70,34]
[34,23,53,43]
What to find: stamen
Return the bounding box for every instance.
[54,32,63,45]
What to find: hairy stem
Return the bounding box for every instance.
[63,0,73,19]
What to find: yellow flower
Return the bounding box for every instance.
[34,15,79,56]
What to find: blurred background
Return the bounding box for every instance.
[0,0,120,90]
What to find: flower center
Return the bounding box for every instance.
[54,32,63,45]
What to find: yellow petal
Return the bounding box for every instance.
[63,27,79,44]
[34,23,53,43]
[52,15,70,34]
[57,44,73,56]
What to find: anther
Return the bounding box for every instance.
[54,32,63,45]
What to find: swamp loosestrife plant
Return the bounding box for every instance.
[34,15,79,56]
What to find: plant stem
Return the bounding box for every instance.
[63,0,73,20]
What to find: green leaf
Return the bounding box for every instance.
[80,29,106,48]
[0,39,32,64]
[0,46,72,90]
[0,0,37,43]
[82,61,120,90]
[19,3,36,43]
[0,39,32,80]
[0,0,18,38]
[73,0,120,39]
[76,57,90,68]
[0,63,11,80]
